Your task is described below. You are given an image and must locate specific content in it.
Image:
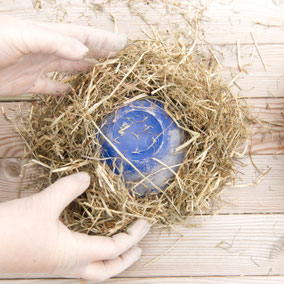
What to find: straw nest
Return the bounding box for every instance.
[20,38,252,236]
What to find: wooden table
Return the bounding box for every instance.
[0,0,284,283]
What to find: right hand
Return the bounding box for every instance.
[0,172,150,282]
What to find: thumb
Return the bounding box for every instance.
[36,172,90,217]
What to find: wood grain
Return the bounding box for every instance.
[119,214,284,277]
[0,155,283,214]
[0,103,28,158]
[0,158,38,200]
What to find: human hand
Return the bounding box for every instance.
[0,16,127,96]
[0,172,150,281]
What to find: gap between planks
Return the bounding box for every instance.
[0,0,283,44]
[2,276,284,283]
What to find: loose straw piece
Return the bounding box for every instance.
[152,157,185,191]
[1,106,11,121]
[229,72,242,87]
[208,48,223,68]
[110,12,118,33]
[123,93,148,105]
[236,40,242,72]
[144,237,183,267]
[180,17,198,64]
[250,32,267,72]
[97,164,116,193]
[140,27,153,39]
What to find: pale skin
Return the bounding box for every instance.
[0,17,150,281]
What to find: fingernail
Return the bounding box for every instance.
[74,44,89,59]
[77,172,91,185]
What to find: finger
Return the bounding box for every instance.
[81,246,142,281]
[32,21,127,59]
[28,78,71,95]
[21,22,89,60]
[44,58,95,74]
[36,172,90,216]
[71,219,150,262]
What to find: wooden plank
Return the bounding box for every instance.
[217,44,284,98]
[0,98,283,158]
[119,214,284,277]
[212,155,284,214]
[0,0,283,44]
[0,155,283,214]
[0,94,33,102]
[2,276,284,284]
[1,214,284,278]
[203,0,284,44]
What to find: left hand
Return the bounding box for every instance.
[0,16,127,96]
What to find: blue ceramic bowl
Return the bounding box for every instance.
[100,99,184,195]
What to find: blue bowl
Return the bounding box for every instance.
[100,99,184,195]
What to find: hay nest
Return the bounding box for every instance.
[20,38,252,236]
